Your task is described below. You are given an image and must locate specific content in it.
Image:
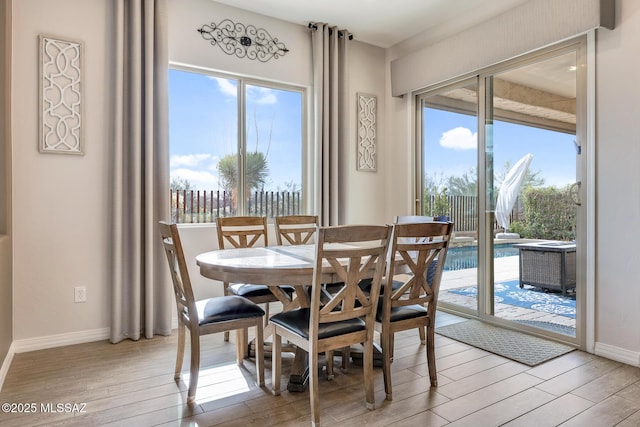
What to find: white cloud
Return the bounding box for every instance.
[248,86,277,105]
[170,154,221,190]
[439,127,477,150]
[209,76,237,97]
[208,76,277,104]
[171,168,219,190]
[170,153,214,168]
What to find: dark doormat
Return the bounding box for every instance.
[435,319,575,366]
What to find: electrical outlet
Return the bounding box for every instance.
[74,286,86,303]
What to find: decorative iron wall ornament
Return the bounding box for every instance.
[39,35,83,154]
[357,93,377,171]
[197,19,289,62]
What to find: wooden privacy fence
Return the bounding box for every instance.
[171,191,519,231]
[171,190,302,223]
[425,195,521,233]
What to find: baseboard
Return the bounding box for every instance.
[0,342,16,392]
[594,341,640,367]
[11,327,111,354]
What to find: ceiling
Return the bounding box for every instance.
[212,0,530,48]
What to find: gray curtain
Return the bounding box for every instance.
[310,23,350,226]
[111,0,172,343]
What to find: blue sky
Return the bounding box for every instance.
[169,69,302,191]
[423,108,577,189]
[169,69,577,193]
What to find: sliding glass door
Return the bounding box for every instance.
[418,79,479,317]
[487,49,580,340]
[418,39,586,346]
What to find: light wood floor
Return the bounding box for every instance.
[1,312,640,426]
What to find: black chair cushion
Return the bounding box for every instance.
[270,308,366,340]
[376,301,427,322]
[359,278,404,294]
[322,282,344,294]
[195,296,265,326]
[228,283,295,298]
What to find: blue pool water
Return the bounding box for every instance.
[444,244,519,271]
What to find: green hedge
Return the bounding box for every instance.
[509,186,576,241]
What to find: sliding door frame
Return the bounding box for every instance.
[414,36,591,350]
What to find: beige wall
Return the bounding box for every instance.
[342,41,389,225]
[169,0,311,87]
[11,0,112,341]
[0,236,11,362]
[593,0,640,357]
[0,0,13,370]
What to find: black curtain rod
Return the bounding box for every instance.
[308,22,354,40]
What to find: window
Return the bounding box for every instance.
[168,67,306,222]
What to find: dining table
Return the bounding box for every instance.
[196,244,331,391]
[196,244,319,310]
[195,243,391,391]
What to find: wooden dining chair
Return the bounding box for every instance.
[274,214,318,314]
[376,221,453,400]
[216,216,294,343]
[393,215,437,346]
[158,221,265,404]
[275,215,318,246]
[270,224,392,426]
[276,214,356,373]
[275,214,351,373]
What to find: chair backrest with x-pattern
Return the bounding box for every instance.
[384,222,453,314]
[216,216,268,249]
[275,215,318,246]
[310,225,391,332]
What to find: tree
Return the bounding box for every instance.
[423,172,448,196]
[216,106,273,213]
[218,151,269,193]
[510,185,576,240]
[170,176,193,191]
[447,168,478,196]
[280,180,301,193]
[217,151,269,213]
[170,177,194,223]
[430,161,545,198]
[494,160,545,190]
[422,173,451,217]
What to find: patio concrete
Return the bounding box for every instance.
[438,254,576,331]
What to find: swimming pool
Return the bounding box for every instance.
[444,244,519,271]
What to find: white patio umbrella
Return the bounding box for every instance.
[495,153,534,233]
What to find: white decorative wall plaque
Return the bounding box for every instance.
[39,35,83,154]
[357,93,376,171]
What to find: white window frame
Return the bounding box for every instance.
[168,63,310,220]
